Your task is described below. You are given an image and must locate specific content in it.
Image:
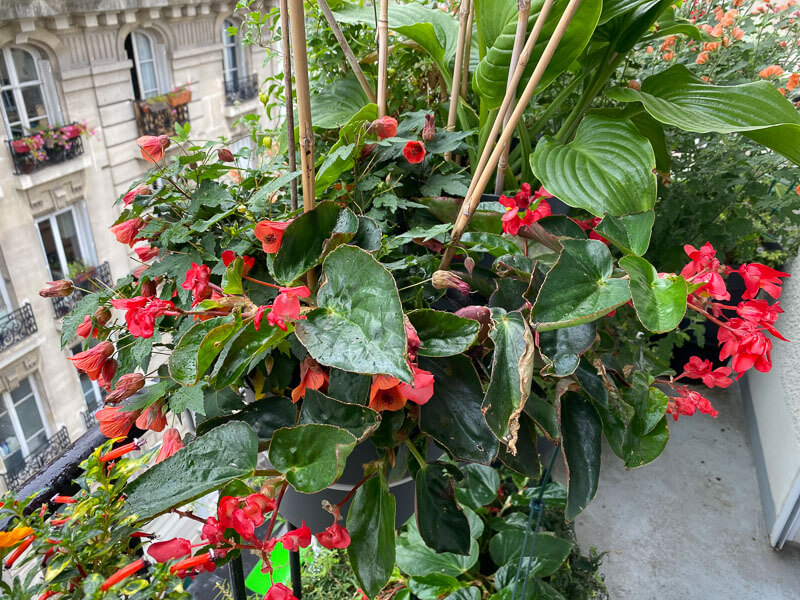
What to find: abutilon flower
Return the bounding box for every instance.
[681,356,732,388]
[254,220,293,253]
[422,113,436,142]
[403,140,426,163]
[147,538,192,563]
[738,263,790,299]
[280,521,312,552]
[123,185,152,206]
[370,116,398,140]
[68,341,114,380]
[111,296,176,338]
[316,523,351,549]
[182,263,212,306]
[134,244,159,262]
[77,306,112,339]
[38,279,74,298]
[95,406,140,438]
[156,428,184,463]
[106,373,145,404]
[218,148,235,162]
[431,270,471,295]
[136,400,167,433]
[222,250,255,274]
[97,358,117,392]
[137,134,170,162]
[291,356,329,403]
[110,217,146,246]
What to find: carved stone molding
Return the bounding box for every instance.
[25,172,86,217]
[0,349,40,395]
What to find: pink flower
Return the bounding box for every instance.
[316,524,351,549]
[123,185,152,206]
[738,263,790,299]
[156,428,184,463]
[264,583,298,600]
[666,387,718,421]
[147,538,191,563]
[718,318,773,375]
[681,356,732,388]
[134,244,159,262]
[280,521,312,552]
[137,135,170,162]
[38,279,74,298]
[403,141,426,164]
[110,218,146,247]
[111,296,176,338]
[182,263,212,306]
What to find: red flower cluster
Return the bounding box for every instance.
[681,242,729,300]
[202,494,278,543]
[667,386,719,420]
[254,286,310,332]
[265,583,298,600]
[681,356,732,389]
[111,296,176,338]
[499,184,552,235]
[182,262,212,306]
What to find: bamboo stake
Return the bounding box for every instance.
[440,0,581,270]
[460,2,474,100]
[317,0,377,103]
[287,0,315,212]
[494,0,532,194]
[279,0,298,210]
[377,0,389,117]
[444,0,471,162]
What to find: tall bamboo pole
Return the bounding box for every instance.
[318,0,377,103]
[287,0,315,212]
[377,0,389,117]
[444,0,471,162]
[279,0,298,210]
[460,2,474,100]
[440,0,581,270]
[494,0,531,194]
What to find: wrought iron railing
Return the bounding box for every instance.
[1,427,70,491]
[134,101,190,137]
[224,73,259,105]
[81,406,101,431]
[52,261,113,319]
[0,303,37,353]
[7,129,85,176]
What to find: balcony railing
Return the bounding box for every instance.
[52,262,113,319]
[0,303,37,353]
[1,426,70,491]
[7,128,85,176]
[81,406,101,431]
[134,101,190,137]
[225,73,259,105]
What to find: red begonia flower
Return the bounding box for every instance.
[666,386,718,421]
[717,317,773,376]
[182,263,212,306]
[264,583,298,600]
[280,521,312,552]
[316,524,351,549]
[681,356,732,389]
[291,356,328,403]
[738,263,790,300]
[111,296,176,338]
[222,250,255,274]
[267,286,310,331]
[398,364,435,406]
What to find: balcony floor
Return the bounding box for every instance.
[555,384,800,599]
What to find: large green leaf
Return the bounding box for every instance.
[532,239,631,330]
[595,211,654,256]
[347,477,396,599]
[531,116,657,217]
[489,530,573,574]
[622,371,667,435]
[457,463,501,509]
[538,323,596,377]
[623,415,669,468]
[415,462,472,555]
[608,65,800,165]
[396,519,479,578]
[196,396,296,447]
[169,317,238,385]
[268,424,357,493]
[497,411,541,478]
[474,0,517,53]
[212,322,291,388]
[316,104,378,192]
[560,393,602,521]
[299,389,381,441]
[473,0,602,109]
[407,309,479,357]
[598,0,653,24]
[272,202,359,285]
[125,422,257,519]
[419,356,498,464]
[620,256,687,333]
[482,309,535,452]
[310,76,369,129]
[296,246,413,382]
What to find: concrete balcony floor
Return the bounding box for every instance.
[556,384,800,599]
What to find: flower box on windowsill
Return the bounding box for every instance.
[167,89,192,107]
[11,139,30,154]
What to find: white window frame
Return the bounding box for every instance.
[222,20,246,86]
[0,46,62,138]
[35,203,97,281]
[71,343,104,413]
[129,31,171,100]
[0,274,10,316]
[1,376,51,458]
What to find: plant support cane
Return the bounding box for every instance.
[444,0,471,162]
[279,0,299,210]
[495,0,532,194]
[440,0,581,270]
[377,0,389,117]
[460,2,474,101]
[288,0,315,213]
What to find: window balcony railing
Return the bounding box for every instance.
[6,124,86,176]
[134,100,190,137]
[225,73,259,105]
[0,303,37,354]
[1,426,70,491]
[81,406,101,431]
[52,262,113,319]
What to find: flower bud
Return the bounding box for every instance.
[106,373,145,405]
[141,279,157,297]
[39,280,74,298]
[94,306,112,327]
[432,270,470,295]
[218,148,235,162]
[422,113,436,142]
[464,256,475,277]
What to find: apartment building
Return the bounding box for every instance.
[0,0,274,491]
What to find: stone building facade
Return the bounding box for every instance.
[0,0,274,491]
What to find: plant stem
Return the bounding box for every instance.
[244,274,282,290]
[445,0,472,162]
[264,481,289,542]
[404,438,427,468]
[336,473,376,508]
[279,0,299,211]
[527,70,589,139]
[377,0,390,117]
[460,2,475,100]
[172,509,207,525]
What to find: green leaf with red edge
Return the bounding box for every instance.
[169,317,239,385]
[211,322,291,388]
[620,255,688,333]
[407,309,479,357]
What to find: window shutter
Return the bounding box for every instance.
[154,42,171,94]
[36,58,64,126]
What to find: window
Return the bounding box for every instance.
[0,46,62,138]
[36,205,97,281]
[71,343,104,415]
[125,31,170,100]
[222,20,244,89]
[0,274,10,319]
[0,377,49,461]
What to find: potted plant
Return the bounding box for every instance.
[167,84,192,107]
[31,1,799,599]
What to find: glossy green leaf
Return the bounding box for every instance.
[608,65,800,165]
[538,323,596,377]
[396,519,479,578]
[169,317,238,385]
[531,116,657,217]
[460,232,522,258]
[599,0,653,23]
[483,309,535,451]
[630,111,671,173]
[624,372,669,435]
[620,255,687,333]
[212,322,291,388]
[489,530,573,574]
[445,588,481,600]
[317,104,377,191]
[613,0,673,52]
[272,202,359,285]
[169,385,206,415]
[353,216,382,252]
[474,0,602,109]
[419,356,498,464]
[407,309,479,357]
[409,574,464,600]
[310,76,369,129]
[202,386,245,419]
[524,390,560,442]
[296,246,413,383]
[498,412,541,478]
[474,0,517,53]
[125,421,257,518]
[248,171,302,212]
[532,239,631,331]
[222,257,244,294]
[458,463,501,508]
[196,396,296,446]
[595,211,654,256]
[560,392,602,520]
[347,477,396,599]
[415,462,472,555]
[269,424,357,493]
[299,389,381,441]
[623,415,669,468]
[327,369,371,405]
